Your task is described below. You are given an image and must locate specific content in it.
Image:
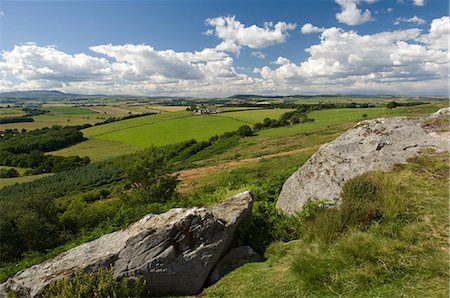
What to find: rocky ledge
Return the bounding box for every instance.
[0,191,253,297]
[277,108,449,214]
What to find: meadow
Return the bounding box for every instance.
[48,103,445,164]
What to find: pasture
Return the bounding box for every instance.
[51,139,140,162]
[51,103,445,164]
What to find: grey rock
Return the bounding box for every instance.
[208,246,263,285]
[0,191,253,297]
[276,109,449,214]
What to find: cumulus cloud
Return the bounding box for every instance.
[271,57,291,65]
[419,16,449,50]
[301,23,326,34]
[205,16,296,53]
[255,17,448,93]
[0,11,5,17]
[0,43,111,82]
[1,16,448,96]
[251,51,266,59]
[394,15,426,25]
[335,0,373,25]
[412,0,425,6]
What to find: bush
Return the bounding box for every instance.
[237,125,254,137]
[0,168,19,178]
[42,268,148,298]
[386,101,398,109]
[126,146,178,203]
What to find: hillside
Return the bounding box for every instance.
[0,105,447,297]
[203,151,449,297]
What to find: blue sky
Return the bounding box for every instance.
[0,0,448,96]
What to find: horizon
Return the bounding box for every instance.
[0,0,448,97]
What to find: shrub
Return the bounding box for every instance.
[237,125,254,137]
[126,146,178,203]
[42,268,149,298]
[0,168,19,178]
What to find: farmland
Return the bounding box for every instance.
[50,103,445,164]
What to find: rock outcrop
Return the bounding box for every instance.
[277,108,449,214]
[0,191,253,297]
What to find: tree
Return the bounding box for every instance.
[237,125,254,137]
[386,101,398,109]
[126,146,178,203]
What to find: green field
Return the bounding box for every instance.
[47,106,99,115]
[96,115,247,147]
[218,109,293,123]
[0,173,52,188]
[84,109,294,148]
[82,111,189,138]
[0,108,25,117]
[50,104,446,163]
[51,139,141,162]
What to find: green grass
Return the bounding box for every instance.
[47,106,99,115]
[217,109,294,123]
[202,152,449,297]
[82,111,191,138]
[96,115,248,147]
[50,139,141,162]
[84,109,296,148]
[0,173,52,188]
[0,166,29,176]
[259,104,444,138]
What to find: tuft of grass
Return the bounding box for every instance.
[42,267,148,298]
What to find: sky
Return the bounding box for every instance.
[0,0,448,97]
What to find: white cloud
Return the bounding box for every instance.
[1,17,448,96]
[301,23,326,34]
[205,16,296,53]
[335,0,373,25]
[387,8,394,13]
[251,51,266,59]
[419,16,449,50]
[271,57,291,65]
[394,15,426,25]
[0,11,5,17]
[412,0,425,6]
[0,43,111,82]
[255,18,448,94]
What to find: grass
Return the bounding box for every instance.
[259,104,444,138]
[96,115,248,147]
[0,108,25,117]
[83,109,295,148]
[82,111,190,138]
[46,106,99,115]
[202,152,449,297]
[0,173,52,188]
[185,104,445,168]
[50,139,141,162]
[217,109,294,123]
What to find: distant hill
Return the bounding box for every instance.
[0,90,91,101]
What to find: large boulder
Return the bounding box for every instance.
[0,191,253,297]
[276,109,449,214]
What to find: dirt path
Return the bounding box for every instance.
[175,145,319,182]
